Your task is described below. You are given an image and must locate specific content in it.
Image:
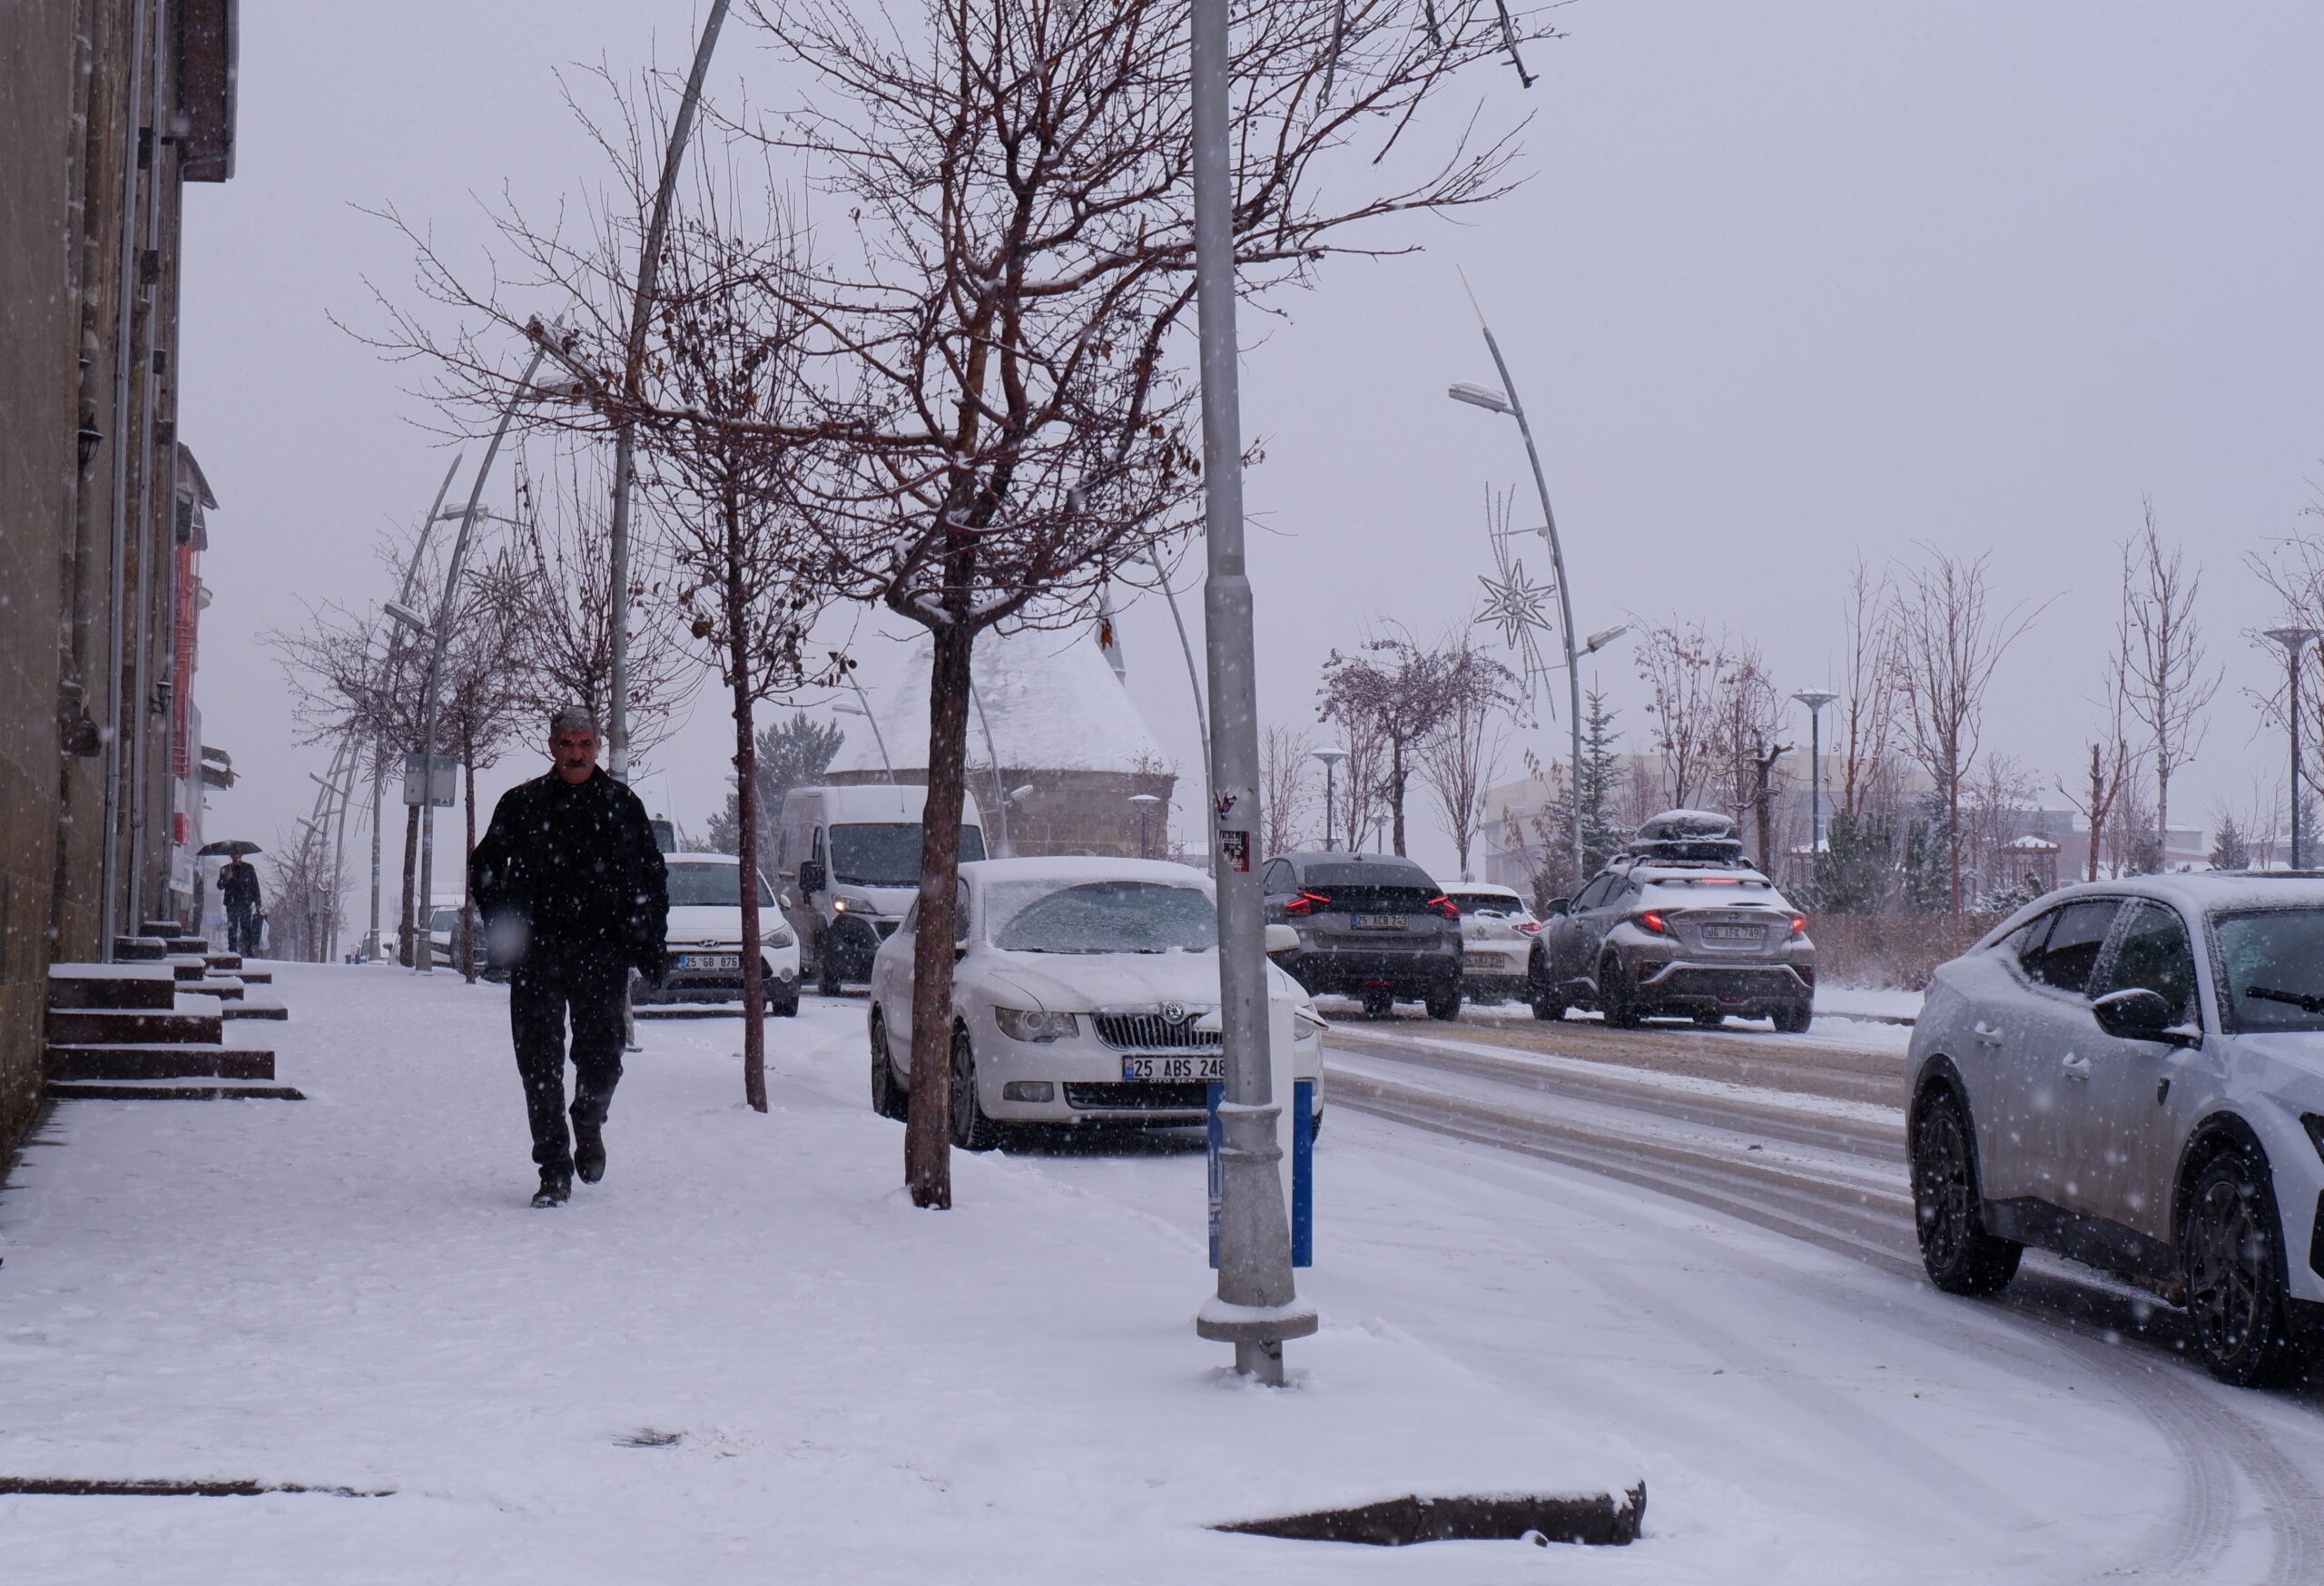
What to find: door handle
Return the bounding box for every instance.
[2061,1053,2091,1081]
[1973,1021,2005,1047]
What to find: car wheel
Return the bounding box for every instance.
[949,1027,1002,1152]
[774,994,800,1019]
[1909,1089,2022,1296]
[1772,1002,1813,1034]
[868,1008,906,1120]
[1360,989,1394,1019]
[2181,1148,2309,1386]
[1424,983,1462,1021]
[1529,986,1567,1021]
[1599,955,1642,1029]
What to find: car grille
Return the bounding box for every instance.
[1092,1013,1221,1050]
[1064,1081,1208,1112]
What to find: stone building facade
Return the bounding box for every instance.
[0,1,237,1157]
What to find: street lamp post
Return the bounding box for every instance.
[1792,689,1839,882]
[414,345,551,973]
[1450,311,1588,889]
[1312,747,1346,852]
[1188,0,1314,1386]
[2264,627,2319,869]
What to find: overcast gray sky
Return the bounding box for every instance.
[182,2,2324,899]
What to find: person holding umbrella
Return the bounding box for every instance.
[212,843,264,957]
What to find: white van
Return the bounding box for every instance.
[775,784,988,993]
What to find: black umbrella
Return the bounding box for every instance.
[197,839,262,859]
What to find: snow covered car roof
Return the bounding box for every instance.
[1446,882,1524,900]
[1972,872,2324,951]
[960,855,1212,891]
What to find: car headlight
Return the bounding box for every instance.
[994,1007,1078,1043]
[763,926,794,949]
[2304,1112,2324,1164]
[831,893,876,915]
[1292,1008,1327,1043]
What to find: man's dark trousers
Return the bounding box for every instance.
[227,905,258,957]
[509,959,626,1175]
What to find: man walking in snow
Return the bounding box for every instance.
[219,855,263,957]
[470,707,668,1207]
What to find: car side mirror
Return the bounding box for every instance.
[1545,898,1571,917]
[2093,987,2180,1043]
[797,861,825,894]
[1264,922,1299,955]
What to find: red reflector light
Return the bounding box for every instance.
[1425,892,1461,921]
[1788,913,1807,937]
[1639,910,1669,935]
[1517,921,1541,934]
[1285,890,1331,917]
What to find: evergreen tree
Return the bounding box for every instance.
[704,712,845,855]
[1815,811,1897,914]
[2207,814,2250,872]
[1899,801,1954,914]
[1573,689,1629,878]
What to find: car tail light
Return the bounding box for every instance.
[1284,890,1331,917]
[1637,910,1670,936]
[1425,893,1461,921]
[1787,913,1807,938]
[1516,921,1541,934]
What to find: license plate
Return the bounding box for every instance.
[1353,913,1403,931]
[1120,1056,1226,1082]
[681,952,741,970]
[1702,925,1758,942]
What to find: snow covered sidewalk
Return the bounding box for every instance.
[3,964,2309,1583]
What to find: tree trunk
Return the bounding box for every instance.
[727,556,768,1114]
[2156,763,2171,868]
[1389,734,1407,856]
[1947,762,1963,915]
[2086,745,2104,883]
[460,740,479,984]
[905,618,975,1208]
[399,802,421,967]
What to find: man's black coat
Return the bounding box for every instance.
[469,767,669,977]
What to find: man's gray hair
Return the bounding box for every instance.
[548,705,601,738]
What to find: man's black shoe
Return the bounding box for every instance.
[575,1127,606,1185]
[531,1172,572,1208]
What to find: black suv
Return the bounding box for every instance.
[1262,851,1464,1019]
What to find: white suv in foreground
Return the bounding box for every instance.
[1907,875,2324,1384]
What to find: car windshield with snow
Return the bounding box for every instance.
[866,857,1323,1146]
[637,852,801,1013]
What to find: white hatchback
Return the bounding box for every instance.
[1907,874,2324,1384]
[866,856,1325,1147]
[635,852,802,1015]
[1444,883,1540,1001]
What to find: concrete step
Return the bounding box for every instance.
[47,963,178,1011]
[164,954,208,982]
[44,1044,276,1081]
[162,935,209,954]
[233,968,272,985]
[137,918,185,936]
[47,1079,304,1101]
[203,951,243,971]
[222,999,288,1021]
[113,935,169,960]
[176,977,247,1002]
[44,1007,223,1045]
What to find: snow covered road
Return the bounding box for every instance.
[5,968,2324,1582]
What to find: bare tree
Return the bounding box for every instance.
[1418,635,1516,881]
[1834,557,1901,821]
[1319,632,1452,856]
[2055,580,2142,882]
[1634,617,1735,810]
[262,820,346,963]
[641,194,833,1116]
[506,445,694,763]
[1887,545,2047,913]
[1260,723,1316,861]
[2122,498,2221,861]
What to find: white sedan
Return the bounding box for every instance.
[1444,882,1541,1001]
[635,852,801,1015]
[866,856,1325,1148]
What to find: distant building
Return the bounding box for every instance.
[829,630,1177,859]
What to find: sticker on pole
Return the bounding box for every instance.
[1219,830,1250,872]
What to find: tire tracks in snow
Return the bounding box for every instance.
[1323,1026,2324,1585]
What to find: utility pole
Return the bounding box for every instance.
[2264,627,2319,869]
[1188,0,1314,1386]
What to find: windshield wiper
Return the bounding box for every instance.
[2244,985,2324,1014]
